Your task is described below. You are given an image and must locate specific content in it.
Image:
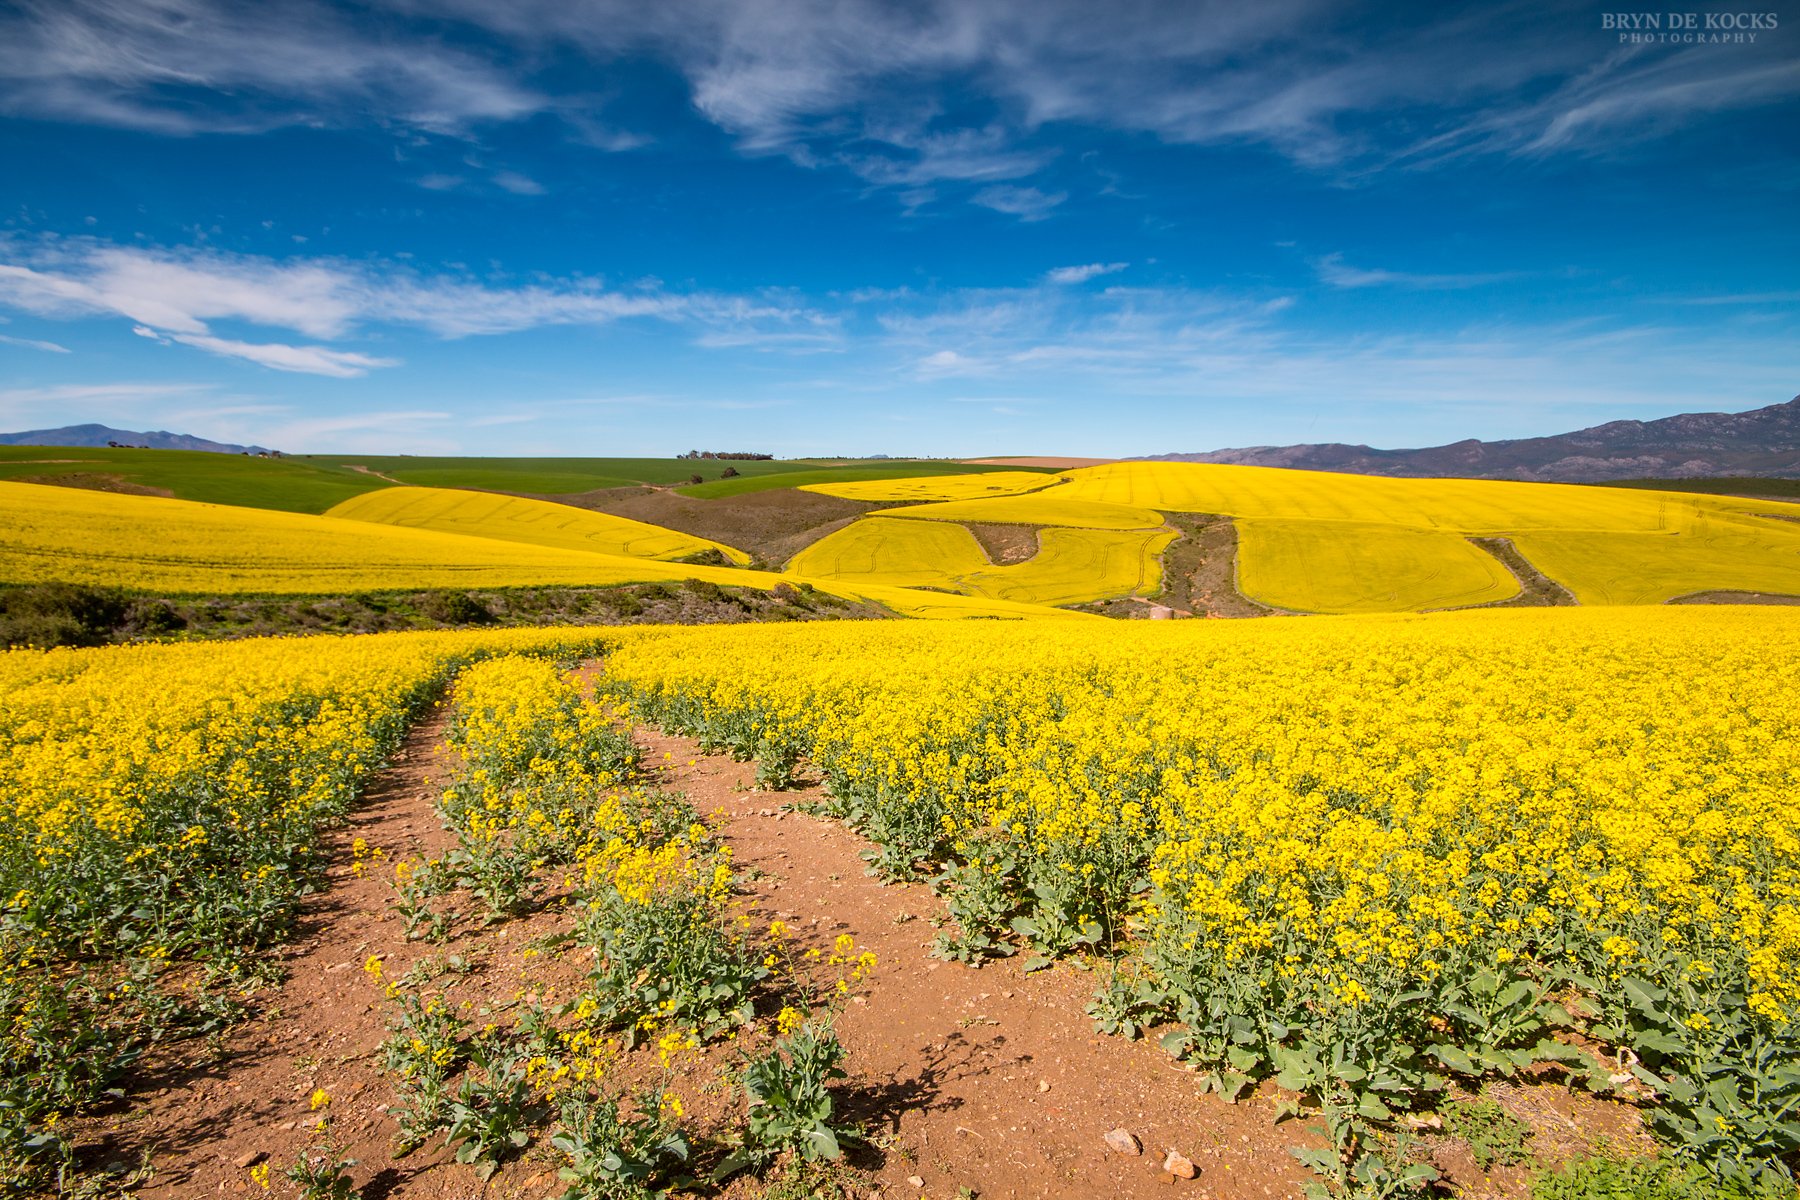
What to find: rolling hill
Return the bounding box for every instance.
[1143,394,1800,482]
[6,446,1799,624]
[793,460,1800,614]
[0,481,1088,622]
[0,423,273,454]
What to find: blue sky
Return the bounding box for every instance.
[0,0,1796,457]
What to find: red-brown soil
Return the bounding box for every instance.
[962,522,1041,566]
[1156,514,1277,619]
[552,487,875,568]
[72,668,1649,1199]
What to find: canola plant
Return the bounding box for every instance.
[602,607,1800,1183]
[4,607,1798,1190]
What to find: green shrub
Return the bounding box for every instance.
[0,583,129,648]
[1533,1154,1798,1200]
[417,590,495,626]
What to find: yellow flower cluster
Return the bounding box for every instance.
[438,654,647,867]
[602,606,1800,1168]
[0,627,609,957]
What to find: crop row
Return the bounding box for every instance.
[0,628,611,1188]
[600,608,1800,1191]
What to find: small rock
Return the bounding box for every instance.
[1403,1113,1442,1131]
[906,1175,926,1188]
[1162,1149,1197,1179]
[1037,1079,1050,1093]
[232,1151,264,1169]
[1104,1127,1143,1155]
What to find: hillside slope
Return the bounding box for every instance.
[0,482,1087,621]
[1143,395,1800,481]
[0,423,273,454]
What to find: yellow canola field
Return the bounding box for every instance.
[786,517,989,587]
[791,518,1173,607]
[0,482,1087,620]
[1238,519,1519,613]
[876,494,1165,529]
[959,527,1174,607]
[327,486,751,564]
[868,462,1800,609]
[1049,460,1701,532]
[605,606,1800,1175]
[0,627,610,958]
[1512,511,1800,604]
[800,470,1059,503]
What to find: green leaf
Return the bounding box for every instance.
[1290,1146,1338,1175]
[1496,981,1533,1010]
[1429,1044,1479,1075]
[709,1149,752,1183]
[1622,976,1667,1014]
[1356,1092,1393,1121]
[805,1122,842,1161]
[1276,1065,1315,1092]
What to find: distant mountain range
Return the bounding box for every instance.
[0,424,273,455]
[1140,395,1800,482]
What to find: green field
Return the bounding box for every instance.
[303,454,814,496]
[0,449,1020,514]
[676,462,1054,499]
[0,447,385,513]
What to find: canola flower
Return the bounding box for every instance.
[0,627,610,1183]
[600,607,1800,1181]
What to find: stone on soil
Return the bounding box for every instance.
[1163,1148,1197,1178]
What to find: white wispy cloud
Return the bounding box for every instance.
[492,170,546,195]
[0,236,839,375]
[866,279,1800,448]
[0,332,70,352]
[0,380,230,433]
[971,185,1066,220]
[1045,262,1128,285]
[0,0,542,135]
[133,327,400,378]
[1314,253,1524,290]
[6,0,1789,215]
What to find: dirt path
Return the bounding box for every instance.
[1464,537,1577,608]
[71,666,1637,1199]
[88,708,465,1197]
[634,726,1315,1200]
[82,688,1301,1200]
[343,463,406,485]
